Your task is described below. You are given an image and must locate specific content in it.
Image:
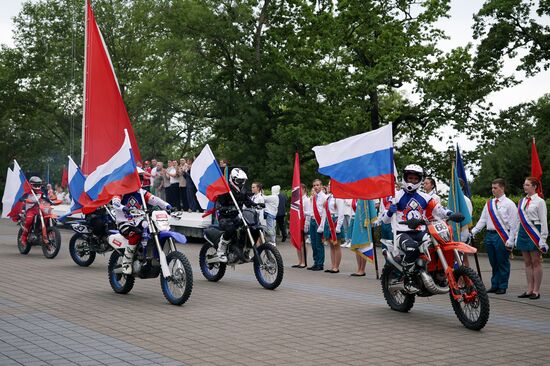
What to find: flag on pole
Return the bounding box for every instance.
[289,152,304,250]
[312,124,395,199]
[1,161,32,221]
[350,200,378,262]
[61,166,68,189]
[531,137,543,197]
[448,162,473,241]
[191,144,230,210]
[456,144,471,198]
[60,156,93,220]
[81,0,141,174]
[82,130,140,213]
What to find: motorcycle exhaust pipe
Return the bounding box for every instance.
[419,270,449,294]
[382,249,403,272]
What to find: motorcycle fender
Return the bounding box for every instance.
[442,241,477,254]
[159,230,187,245]
[108,233,128,250]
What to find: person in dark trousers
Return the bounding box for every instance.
[276,190,287,242]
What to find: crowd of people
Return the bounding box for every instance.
[292,165,547,300]
[30,158,548,299]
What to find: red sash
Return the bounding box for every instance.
[324,197,337,242]
[312,194,322,226]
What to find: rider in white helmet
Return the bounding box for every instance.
[381,164,456,271]
[214,168,257,262]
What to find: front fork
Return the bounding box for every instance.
[249,228,267,266]
[436,244,473,301]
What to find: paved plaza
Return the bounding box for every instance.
[1,219,549,366]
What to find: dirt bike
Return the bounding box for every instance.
[199,207,284,290]
[68,206,116,266]
[381,216,490,330]
[17,199,61,259]
[107,207,193,306]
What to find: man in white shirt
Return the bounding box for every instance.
[471,178,518,294]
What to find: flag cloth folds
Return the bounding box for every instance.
[81,0,140,174]
[448,162,473,241]
[312,124,394,199]
[350,200,378,262]
[531,137,543,197]
[456,144,471,198]
[191,144,230,210]
[1,161,32,221]
[61,166,68,189]
[289,152,304,250]
[59,156,93,220]
[82,130,140,213]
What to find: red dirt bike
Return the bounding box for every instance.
[381,216,490,330]
[17,199,62,259]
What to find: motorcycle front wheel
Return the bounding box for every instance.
[69,233,96,266]
[160,251,193,306]
[17,228,32,255]
[199,243,226,282]
[108,250,135,294]
[253,243,284,290]
[42,227,61,259]
[449,266,490,331]
[381,264,416,312]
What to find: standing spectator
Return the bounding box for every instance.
[251,181,266,226]
[162,163,171,201]
[167,160,180,210]
[291,183,309,268]
[178,158,189,211]
[423,177,440,203]
[349,199,368,277]
[276,189,287,242]
[341,199,354,248]
[305,179,327,271]
[142,161,152,192]
[320,182,344,273]
[153,162,165,200]
[509,177,548,300]
[471,178,517,295]
[264,185,280,245]
[149,159,158,195]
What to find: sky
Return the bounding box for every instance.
[1,0,549,155]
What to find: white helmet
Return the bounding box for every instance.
[230,168,247,191]
[402,164,424,193]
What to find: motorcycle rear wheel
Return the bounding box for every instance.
[108,250,135,294]
[381,264,416,312]
[253,243,284,290]
[199,243,226,282]
[17,228,32,255]
[69,233,96,266]
[160,251,193,306]
[449,266,490,331]
[42,227,61,259]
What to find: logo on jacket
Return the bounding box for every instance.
[403,199,424,220]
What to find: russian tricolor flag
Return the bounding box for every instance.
[312,124,395,199]
[190,144,230,210]
[1,160,32,221]
[82,130,140,213]
[59,156,93,221]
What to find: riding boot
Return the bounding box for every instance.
[21,227,29,246]
[217,237,231,263]
[122,243,137,274]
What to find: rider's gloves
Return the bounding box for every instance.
[165,204,173,212]
[387,204,397,217]
[505,239,515,250]
[122,206,132,219]
[539,241,549,254]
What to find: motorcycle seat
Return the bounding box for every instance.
[204,226,223,245]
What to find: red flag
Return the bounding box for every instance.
[531,137,543,197]
[290,152,303,250]
[81,0,141,174]
[61,166,68,188]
